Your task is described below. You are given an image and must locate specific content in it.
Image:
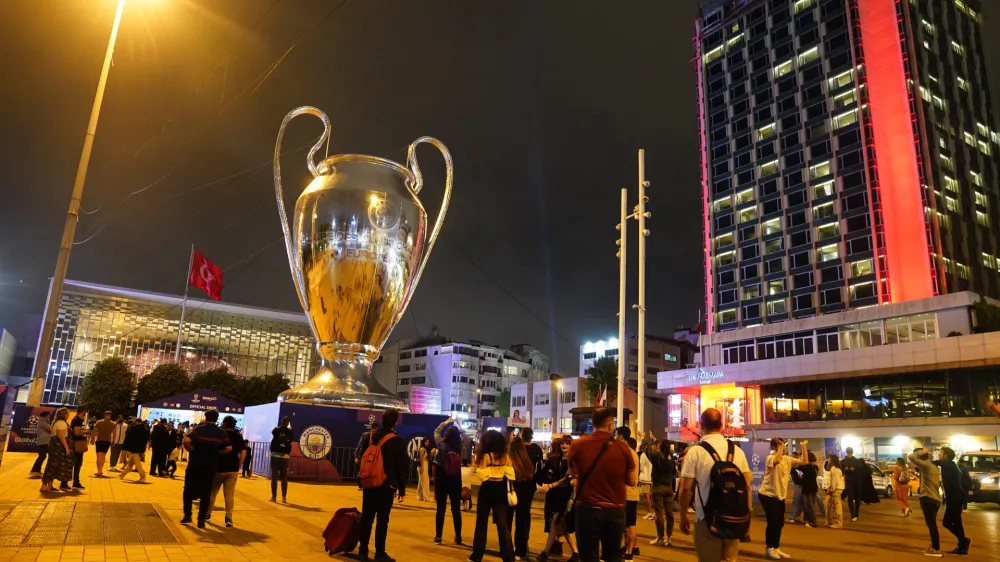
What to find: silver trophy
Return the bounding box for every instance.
[273,107,452,410]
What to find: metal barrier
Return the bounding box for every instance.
[246,442,420,484]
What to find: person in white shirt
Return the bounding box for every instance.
[758,438,808,560]
[823,454,845,529]
[638,442,654,520]
[678,408,752,562]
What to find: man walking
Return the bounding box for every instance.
[356,408,409,562]
[678,408,752,562]
[92,411,116,477]
[209,415,246,528]
[29,410,52,477]
[787,451,804,524]
[909,448,944,557]
[149,419,171,477]
[568,408,637,562]
[119,418,149,482]
[182,410,231,528]
[937,447,971,555]
[108,415,128,472]
[841,447,865,522]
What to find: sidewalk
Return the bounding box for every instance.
[0,452,997,561]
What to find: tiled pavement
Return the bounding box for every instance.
[1,452,998,561]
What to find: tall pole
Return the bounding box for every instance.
[27,0,127,407]
[616,188,627,427]
[174,244,195,364]
[636,149,649,435]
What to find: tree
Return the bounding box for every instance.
[494,386,511,418]
[191,367,240,399]
[236,373,292,406]
[973,297,1000,334]
[78,357,136,417]
[134,363,193,405]
[583,356,619,406]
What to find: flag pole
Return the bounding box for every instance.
[174,244,194,364]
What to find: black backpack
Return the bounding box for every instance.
[270,427,293,455]
[697,440,751,540]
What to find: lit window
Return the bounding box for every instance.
[763,218,781,235]
[955,1,980,23]
[713,197,732,213]
[716,232,734,248]
[851,259,874,277]
[757,123,776,141]
[964,132,976,147]
[923,40,931,51]
[740,206,758,223]
[813,202,835,219]
[731,23,740,33]
[974,191,988,207]
[945,196,958,213]
[828,70,853,90]
[833,109,859,130]
[816,222,840,241]
[703,45,723,65]
[719,309,737,324]
[977,123,989,137]
[717,251,736,266]
[774,59,793,78]
[957,77,969,91]
[833,90,856,109]
[728,33,745,47]
[849,281,874,300]
[921,19,935,36]
[813,180,835,198]
[759,159,780,177]
[797,47,820,67]
[983,253,997,270]
[971,171,983,187]
[744,285,760,299]
[794,0,816,13]
[736,189,754,205]
[818,244,839,262]
[919,86,932,103]
[942,175,959,193]
[940,155,954,171]
[810,161,832,179]
[933,96,947,111]
[951,42,965,57]
[766,299,787,315]
[957,263,970,280]
[978,140,992,155]
[976,210,990,227]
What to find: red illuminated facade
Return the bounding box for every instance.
[696,0,1000,333]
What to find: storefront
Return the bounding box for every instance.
[661,368,763,442]
[138,388,245,428]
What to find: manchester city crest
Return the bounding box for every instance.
[299,425,333,460]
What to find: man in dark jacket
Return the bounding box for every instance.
[646,439,677,546]
[841,447,866,521]
[935,447,971,555]
[357,408,408,562]
[149,419,171,477]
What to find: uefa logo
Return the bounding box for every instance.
[299,426,333,460]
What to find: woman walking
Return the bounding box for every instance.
[892,457,912,517]
[824,454,845,528]
[469,430,515,562]
[40,409,74,492]
[799,452,821,527]
[432,418,464,544]
[758,438,809,560]
[647,439,677,547]
[536,435,578,562]
[507,436,537,560]
[417,437,433,502]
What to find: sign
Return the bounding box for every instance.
[299,425,334,460]
[139,388,244,413]
[7,405,57,453]
[685,367,725,385]
[509,408,530,428]
[739,441,772,503]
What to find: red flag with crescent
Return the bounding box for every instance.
[188,250,223,301]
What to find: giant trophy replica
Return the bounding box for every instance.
[273,106,452,411]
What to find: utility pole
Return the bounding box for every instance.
[635,149,650,435]
[616,188,629,426]
[27,0,126,407]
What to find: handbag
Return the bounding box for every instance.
[506,477,518,507]
[566,437,615,514]
[74,438,89,454]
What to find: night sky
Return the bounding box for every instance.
[1,1,998,374]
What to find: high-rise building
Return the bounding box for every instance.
[696,0,1000,333]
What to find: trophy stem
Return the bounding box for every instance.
[279,358,407,411]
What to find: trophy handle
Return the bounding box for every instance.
[401,137,453,318]
[274,106,331,312]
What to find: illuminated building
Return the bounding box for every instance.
[39,280,318,406]
[579,331,698,390]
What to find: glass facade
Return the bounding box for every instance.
[761,364,1000,423]
[42,284,319,406]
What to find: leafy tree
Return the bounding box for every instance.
[973,297,1000,333]
[494,386,511,418]
[236,373,292,406]
[583,356,619,406]
[191,367,240,399]
[78,357,136,417]
[134,363,193,405]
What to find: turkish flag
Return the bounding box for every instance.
[188,250,223,301]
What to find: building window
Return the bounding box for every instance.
[942,176,959,193]
[975,192,988,208]
[411,376,426,384]
[534,394,550,406]
[511,396,526,408]
[664,353,678,362]
[976,210,990,227]
[773,59,793,78]
[810,161,831,179]
[797,46,819,67]
[399,365,411,373]
[767,299,787,316]
[763,218,781,235]
[850,259,874,277]
[813,202,835,220]
[561,392,577,403]
[832,90,856,109]
[848,282,876,301]
[832,109,859,130]
[828,69,853,90]
[739,206,758,223]
[945,196,958,213]
[818,244,839,262]
[399,352,412,359]
[744,284,760,299]
[760,159,780,177]
[794,0,816,13]
[757,123,776,141]
[951,41,965,57]
[816,222,839,241]
[399,378,410,386]
[720,308,738,324]
[583,352,597,360]
[414,349,427,358]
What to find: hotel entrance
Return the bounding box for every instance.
[666,383,761,441]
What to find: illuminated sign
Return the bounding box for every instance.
[686,367,725,385]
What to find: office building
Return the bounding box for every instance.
[697,0,1000,333]
[37,280,318,406]
[579,332,697,390]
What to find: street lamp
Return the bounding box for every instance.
[27,0,127,406]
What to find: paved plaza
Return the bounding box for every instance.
[0,452,997,561]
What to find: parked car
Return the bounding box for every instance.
[865,460,894,498]
[960,450,1000,506]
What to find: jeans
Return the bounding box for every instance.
[270,457,289,499]
[650,484,675,539]
[71,452,83,485]
[435,482,463,540]
[471,480,513,562]
[210,471,239,518]
[358,484,395,557]
[920,496,941,551]
[30,444,48,473]
[758,493,785,549]
[802,492,819,526]
[845,480,862,518]
[575,505,626,562]
[790,485,803,519]
[505,480,534,557]
[942,498,966,543]
[109,444,123,467]
[150,449,167,476]
[825,491,843,527]
[184,467,214,522]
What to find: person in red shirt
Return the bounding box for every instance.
[568,408,637,562]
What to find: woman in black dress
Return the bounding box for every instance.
[41,408,74,492]
[536,435,579,562]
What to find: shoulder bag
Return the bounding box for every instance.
[566,437,616,514]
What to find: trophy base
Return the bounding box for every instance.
[278,361,408,412]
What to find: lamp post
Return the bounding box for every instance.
[27,0,127,406]
[556,380,563,436]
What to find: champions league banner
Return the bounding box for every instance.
[7,404,57,453]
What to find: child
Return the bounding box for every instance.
[824,453,845,529]
[166,446,179,478]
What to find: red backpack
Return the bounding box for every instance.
[358,433,397,489]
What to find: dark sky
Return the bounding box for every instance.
[1,1,998,374]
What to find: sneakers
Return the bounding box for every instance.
[643,513,655,520]
[225,517,233,528]
[775,549,791,559]
[805,523,815,528]
[923,547,944,557]
[373,555,395,562]
[197,520,206,529]
[650,538,666,546]
[282,497,288,504]
[455,537,463,546]
[786,517,797,523]
[851,517,859,522]
[950,538,971,555]
[180,516,192,524]
[270,496,276,502]
[765,548,782,560]
[433,537,442,544]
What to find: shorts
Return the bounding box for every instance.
[625,500,638,527]
[95,441,112,454]
[640,482,651,495]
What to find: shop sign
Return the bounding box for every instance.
[686,367,725,385]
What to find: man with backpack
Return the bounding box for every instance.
[678,408,752,562]
[432,417,465,545]
[270,416,294,503]
[356,408,409,562]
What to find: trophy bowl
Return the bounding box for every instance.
[273,107,452,411]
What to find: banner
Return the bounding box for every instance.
[139,388,244,413]
[8,404,57,453]
[739,440,772,502]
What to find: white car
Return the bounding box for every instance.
[961,450,1000,506]
[814,460,894,498]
